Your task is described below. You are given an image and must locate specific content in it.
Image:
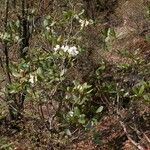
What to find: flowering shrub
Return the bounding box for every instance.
[54,45,79,56]
[0,1,149,149]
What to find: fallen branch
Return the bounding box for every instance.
[119,120,145,150]
[143,133,150,144]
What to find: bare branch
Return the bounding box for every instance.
[119,120,145,150]
[4,0,11,84]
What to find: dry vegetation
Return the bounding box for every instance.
[0,0,150,150]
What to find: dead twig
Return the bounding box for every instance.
[143,133,150,144]
[119,120,145,150]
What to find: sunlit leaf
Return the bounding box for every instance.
[65,129,72,136]
[96,106,103,113]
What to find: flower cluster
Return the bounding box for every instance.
[29,74,37,84]
[79,19,90,29]
[54,45,79,56]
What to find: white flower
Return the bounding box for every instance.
[79,19,89,29]
[54,44,79,56]
[60,68,67,76]
[68,46,79,56]
[85,20,90,27]
[54,45,60,51]
[15,35,19,41]
[46,26,50,31]
[61,45,69,52]
[68,111,74,117]
[79,19,93,29]
[29,74,37,84]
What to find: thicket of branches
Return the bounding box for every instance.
[0,0,149,149]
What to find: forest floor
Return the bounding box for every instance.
[0,0,150,149]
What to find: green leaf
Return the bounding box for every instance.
[139,85,145,95]
[96,106,103,113]
[143,94,150,101]
[12,71,21,78]
[65,129,72,136]
[0,143,12,149]
[107,28,116,38]
[145,34,150,42]
[74,107,80,117]
[8,83,21,94]
[78,114,86,124]
[43,19,49,27]
[37,67,43,75]
[86,89,93,94]
[63,10,74,19]
[78,97,87,105]
[102,28,108,37]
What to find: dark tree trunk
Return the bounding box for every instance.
[8,0,30,121]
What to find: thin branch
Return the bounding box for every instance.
[0,56,6,74]
[143,133,150,144]
[0,95,6,102]
[119,121,145,150]
[4,0,11,84]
